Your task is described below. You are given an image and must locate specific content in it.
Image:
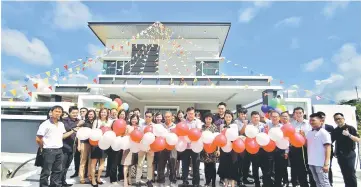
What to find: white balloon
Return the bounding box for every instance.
[98,137,111,150]
[103,131,116,144]
[256,133,270,146]
[153,124,166,137]
[138,143,150,152]
[225,128,238,141]
[111,137,122,151]
[245,125,259,138]
[221,141,232,153]
[191,140,203,153]
[130,140,140,153]
[213,132,220,139]
[121,136,131,150]
[276,137,290,150]
[268,127,284,142]
[76,127,92,140]
[89,129,103,141]
[176,137,188,152]
[142,132,156,145]
[166,133,179,145]
[201,131,214,144]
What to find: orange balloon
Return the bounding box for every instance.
[245,138,260,154]
[213,134,227,147]
[263,140,276,152]
[89,139,98,146]
[176,122,189,136]
[232,138,245,153]
[165,142,175,150]
[130,129,144,143]
[204,143,217,153]
[143,125,153,134]
[150,137,166,152]
[289,133,305,148]
[188,128,202,141]
[113,119,127,136]
[281,124,295,138]
[265,113,270,119]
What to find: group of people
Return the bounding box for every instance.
[36,101,359,187]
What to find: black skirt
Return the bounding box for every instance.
[217,149,239,180]
[91,146,107,159]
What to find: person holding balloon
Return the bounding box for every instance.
[181,107,203,187]
[78,109,96,184]
[200,112,219,187]
[90,108,113,187]
[246,111,271,187]
[135,111,155,187]
[175,110,185,179]
[121,114,140,187]
[289,107,315,187]
[217,110,239,187]
[268,111,289,187]
[157,111,177,185]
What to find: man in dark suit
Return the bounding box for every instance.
[317,111,335,186]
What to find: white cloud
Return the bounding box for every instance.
[64,73,90,84]
[313,43,361,101]
[274,16,302,28]
[290,38,300,49]
[52,1,92,30]
[238,2,271,23]
[2,28,52,66]
[303,58,324,72]
[322,2,349,18]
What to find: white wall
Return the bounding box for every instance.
[104,38,220,76]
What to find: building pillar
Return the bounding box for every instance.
[262,90,277,105]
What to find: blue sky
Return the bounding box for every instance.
[2,1,361,103]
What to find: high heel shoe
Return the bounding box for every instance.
[91,183,98,187]
[97,180,104,185]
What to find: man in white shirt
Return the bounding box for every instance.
[306,113,332,187]
[135,111,155,187]
[134,108,145,125]
[36,105,79,187]
[157,111,177,185]
[289,107,315,187]
[181,107,203,187]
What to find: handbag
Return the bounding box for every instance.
[34,147,43,167]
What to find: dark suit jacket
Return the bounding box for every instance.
[324,124,335,156]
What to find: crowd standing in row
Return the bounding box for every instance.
[36,102,360,187]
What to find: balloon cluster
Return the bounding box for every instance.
[103,98,130,111]
[76,121,305,154]
[261,98,287,118]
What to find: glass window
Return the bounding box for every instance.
[103,60,116,75]
[124,44,159,75]
[145,107,178,116]
[196,61,219,76]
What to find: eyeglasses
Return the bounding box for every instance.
[145,116,152,118]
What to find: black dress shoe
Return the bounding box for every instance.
[70,173,78,178]
[243,179,254,184]
[62,183,73,187]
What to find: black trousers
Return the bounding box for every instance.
[273,150,288,187]
[40,148,63,187]
[108,150,124,182]
[329,156,333,186]
[337,151,357,187]
[106,150,111,176]
[242,152,252,182]
[204,162,216,185]
[251,150,273,187]
[181,149,200,185]
[61,152,74,184]
[289,146,316,187]
[237,153,244,183]
[73,143,80,175]
[157,150,176,183]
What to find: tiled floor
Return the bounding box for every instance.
[1,152,361,187]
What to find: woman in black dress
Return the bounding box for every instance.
[217,110,239,187]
